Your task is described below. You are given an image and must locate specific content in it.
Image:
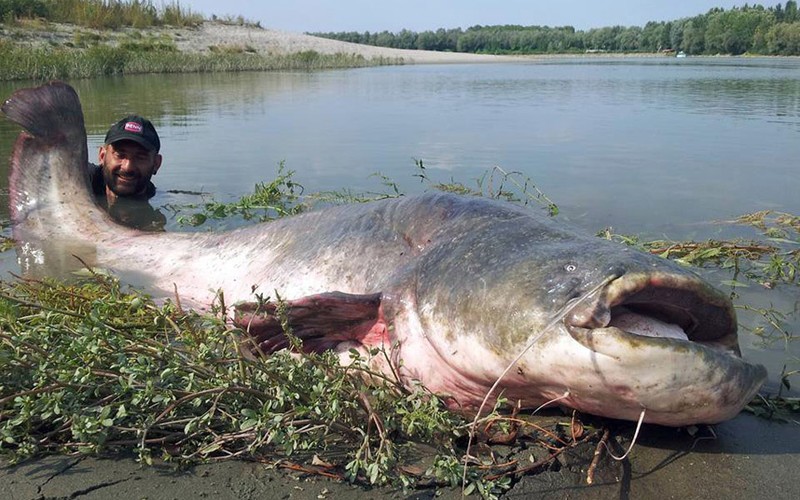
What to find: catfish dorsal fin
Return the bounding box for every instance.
[234,291,388,355]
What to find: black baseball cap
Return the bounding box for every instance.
[104,115,160,153]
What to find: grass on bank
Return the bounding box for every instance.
[1,0,205,29]
[0,39,402,81]
[5,0,260,29]
[0,1,403,81]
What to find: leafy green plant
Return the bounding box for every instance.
[412,159,559,216]
[172,162,306,228]
[0,277,455,472]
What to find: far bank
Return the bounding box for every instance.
[0,20,521,81]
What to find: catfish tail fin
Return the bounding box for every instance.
[2,81,120,278]
[2,81,85,141]
[2,81,93,226]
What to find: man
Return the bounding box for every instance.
[91,115,166,231]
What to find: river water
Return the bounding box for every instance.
[0,56,798,393]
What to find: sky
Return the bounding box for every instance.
[177,1,751,33]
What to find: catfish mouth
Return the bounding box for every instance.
[565,271,741,355]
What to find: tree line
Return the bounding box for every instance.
[312,2,800,56]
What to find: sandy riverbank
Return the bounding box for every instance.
[3,19,520,64]
[172,22,520,64]
[3,412,799,499]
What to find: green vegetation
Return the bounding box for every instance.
[0,276,471,488]
[171,162,306,228]
[0,0,204,29]
[313,1,800,55]
[169,161,559,229]
[0,1,402,81]
[599,210,799,290]
[0,41,399,81]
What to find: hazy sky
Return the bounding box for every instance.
[178,1,749,33]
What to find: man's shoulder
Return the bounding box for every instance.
[88,163,105,195]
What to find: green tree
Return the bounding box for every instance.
[586,26,623,51]
[312,2,800,56]
[705,8,774,54]
[0,0,48,20]
[669,19,688,51]
[616,26,642,51]
[640,21,668,51]
[786,0,799,22]
[681,16,708,54]
[765,21,800,54]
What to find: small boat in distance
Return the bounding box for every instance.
[676,51,687,58]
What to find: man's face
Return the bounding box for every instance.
[98,140,162,198]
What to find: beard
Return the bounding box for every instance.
[101,163,149,197]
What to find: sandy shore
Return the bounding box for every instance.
[4,20,519,64]
[4,20,680,67]
[171,22,520,64]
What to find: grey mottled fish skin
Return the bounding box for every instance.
[3,82,767,426]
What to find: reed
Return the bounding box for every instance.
[0,42,402,81]
[29,0,204,29]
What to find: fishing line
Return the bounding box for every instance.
[602,407,646,461]
[531,390,571,415]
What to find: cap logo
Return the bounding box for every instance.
[124,122,143,134]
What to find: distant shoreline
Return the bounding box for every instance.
[1,20,521,65]
[2,20,794,82]
[1,20,704,64]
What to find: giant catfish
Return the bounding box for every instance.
[2,81,766,426]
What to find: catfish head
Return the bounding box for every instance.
[399,210,767,426]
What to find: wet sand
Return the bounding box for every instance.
[3,413,798,499]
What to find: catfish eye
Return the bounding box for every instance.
[564,263,577,272]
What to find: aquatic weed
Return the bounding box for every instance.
[413,159,559,216]
[172,162,306,227]
[600,210,799,288]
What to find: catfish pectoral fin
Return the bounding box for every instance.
[234,291,388,355]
